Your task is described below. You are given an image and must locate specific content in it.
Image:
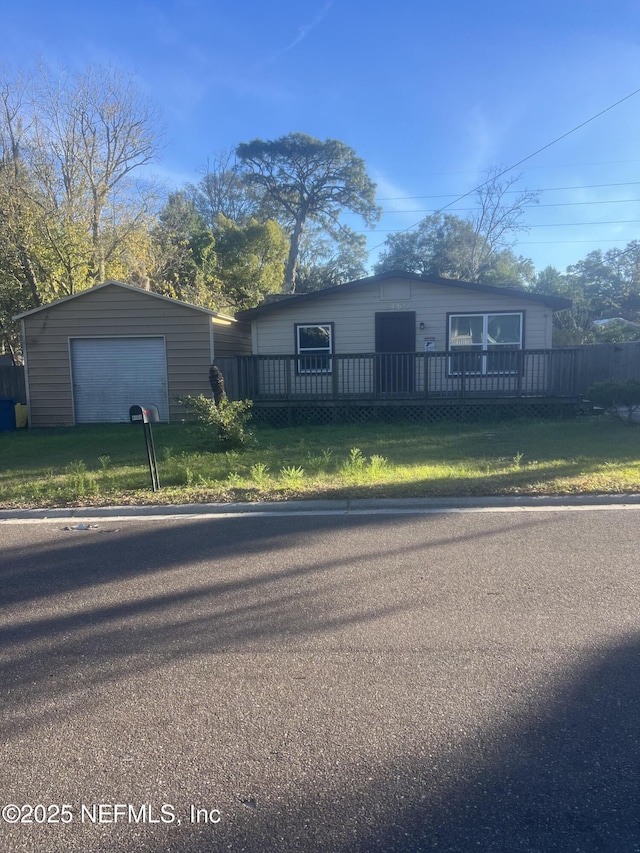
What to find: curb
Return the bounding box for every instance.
[2,492,640,520]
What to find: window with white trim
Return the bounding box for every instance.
[296,323,333,373]
[449,312,523,374]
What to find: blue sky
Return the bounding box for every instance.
[4,0,640,275]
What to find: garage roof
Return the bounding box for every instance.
[13,279,238,323]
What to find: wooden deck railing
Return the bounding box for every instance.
[219,349,580,403]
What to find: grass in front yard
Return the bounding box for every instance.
[0,416,639,508]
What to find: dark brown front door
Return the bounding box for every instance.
[375,312,416,393]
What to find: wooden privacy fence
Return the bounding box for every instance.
[570,341,640,393]
[0,366,26,402]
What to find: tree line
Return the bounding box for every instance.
[1,63,638,362]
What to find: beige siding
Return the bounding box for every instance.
[214,320,252,357]
[253,278,553,356]
[22,284,250,426]
[248,278,555,398]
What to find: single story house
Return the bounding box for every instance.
[15,280,250,427]
[232,271,573,405]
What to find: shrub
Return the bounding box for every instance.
[179,395,254,449]
[587,379,640,420]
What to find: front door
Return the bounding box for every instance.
[375,312,416,394]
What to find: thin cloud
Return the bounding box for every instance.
[371,172,427,221]
[271,1,333,60]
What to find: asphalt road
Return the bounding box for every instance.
[1,505,639,852]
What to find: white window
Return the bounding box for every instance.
[449,312,523,374]
[296,323,333,373]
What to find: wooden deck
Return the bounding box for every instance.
[214,348,589,424]
[219,349,581,404]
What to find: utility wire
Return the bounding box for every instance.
[367,86,640,255]
[376,158,640,181]
[358,219,640,233]
[376,181,640,202]
[518,239,636,245]
[371,199,640,215]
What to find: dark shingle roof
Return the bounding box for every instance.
[237,270,571,319]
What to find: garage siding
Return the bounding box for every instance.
[21,282,250,426]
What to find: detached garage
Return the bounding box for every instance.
[15,281,250,427]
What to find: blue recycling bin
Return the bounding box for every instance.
[0,398,16,431]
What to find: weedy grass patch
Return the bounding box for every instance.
[0,415,638,508]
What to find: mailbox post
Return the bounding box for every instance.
[129,405,160,492]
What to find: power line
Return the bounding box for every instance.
[367,85,640,255]
[358,219,640,233]
[518,239,636,245]
[375,181,640,202]
[527,219,640,227]
[368,199,640,215]
[532,199,640,209]
[358,233,637,247]
[374,159,640,181]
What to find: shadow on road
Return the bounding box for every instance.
[136,634,640,853]
[0,512,553,738]
[2,511,637,851]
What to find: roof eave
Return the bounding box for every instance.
[13,280,238,322]
[236,271,572,318]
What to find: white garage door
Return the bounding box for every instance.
[71,337,169,423]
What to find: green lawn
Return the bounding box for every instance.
[0,416,639,508]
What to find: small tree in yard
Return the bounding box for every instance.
[179,394,253,449]
[181,364,253,450]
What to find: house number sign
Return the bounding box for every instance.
[386,302,410,310]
